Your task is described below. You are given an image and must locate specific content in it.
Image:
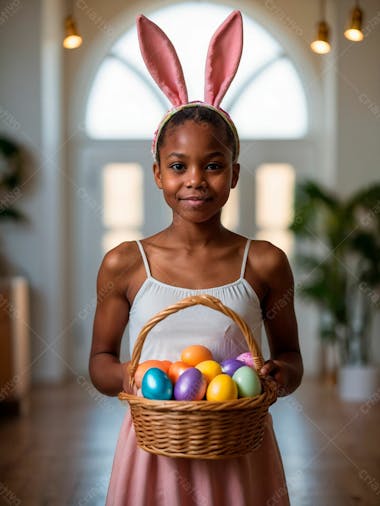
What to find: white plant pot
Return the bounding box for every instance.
[338,365,379,401]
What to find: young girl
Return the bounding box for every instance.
[89,11,302,506]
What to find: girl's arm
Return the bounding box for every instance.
[259,245,303,396]
[89,250,131,397]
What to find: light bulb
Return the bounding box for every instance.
[344,6,364,42]
[63,15,82,49]
[311,20,331,54]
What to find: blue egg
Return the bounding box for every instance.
[141,367,173,400]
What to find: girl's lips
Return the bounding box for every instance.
[180,197,211,207]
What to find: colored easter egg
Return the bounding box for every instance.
[168,361,192,383]
[174,368,207,401]
[141,368,173,400]
[181,345,213,366]
[236,352,256,369]
[195,360,222,384]
[221,358,245,377]
[135,360,171,388]
[206,374,238,401]
[160,360,172,373]
[232,366,262,397]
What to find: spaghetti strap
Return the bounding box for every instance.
[135,240,151,278]
[240,239,251,278]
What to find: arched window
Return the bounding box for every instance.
[86,2,308,140]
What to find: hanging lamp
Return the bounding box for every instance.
[63,0,82,49]
[311,0,331,54]
[344,1,364,41]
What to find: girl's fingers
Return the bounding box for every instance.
[121,361,133,392]
[260,360,279,376]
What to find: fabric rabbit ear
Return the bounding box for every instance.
[204,10,243,108]
[137,15,188,107]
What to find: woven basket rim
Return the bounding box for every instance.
[119,379,277,410]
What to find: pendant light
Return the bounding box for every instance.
[311,0,331,54]
[63,0,82,49]
[344,1,364,41]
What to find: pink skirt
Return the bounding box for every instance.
[106,410,290,506]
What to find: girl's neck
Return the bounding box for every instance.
[165,214,230,248]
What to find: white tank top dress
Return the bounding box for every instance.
[128,238,263,363]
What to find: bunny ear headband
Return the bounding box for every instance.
[136,10,243,162]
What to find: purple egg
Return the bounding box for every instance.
[236,352,256,369]
[221,358,245,377]
[174,368,207,401]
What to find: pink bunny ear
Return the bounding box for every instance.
[137,15,188,107]
[204,10,243,108]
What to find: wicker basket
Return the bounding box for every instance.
[118,294,277,459]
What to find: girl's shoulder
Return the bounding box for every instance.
[98,240,142,291]
[248,239,293,288]
[101,240,139,272]
[249,238,288,264]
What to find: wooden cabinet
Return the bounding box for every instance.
[0,277,30,415]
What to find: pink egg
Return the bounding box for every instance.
[236,352,256,369]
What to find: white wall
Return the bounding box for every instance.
[1,0,379,383]
[336,0,380,192]
[0,0,67,383]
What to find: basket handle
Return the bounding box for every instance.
[128,294,264,391]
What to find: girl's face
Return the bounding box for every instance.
[153,120,240,224]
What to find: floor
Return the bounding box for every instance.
[0,378,379,506]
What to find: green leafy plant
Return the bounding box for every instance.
[290,180,380,365]
[0,138,25,222]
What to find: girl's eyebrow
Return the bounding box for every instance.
[206,151,225,158]
[167,151,225,159]
[167,152,186,159]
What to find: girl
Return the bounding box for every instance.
[89,11,302,506]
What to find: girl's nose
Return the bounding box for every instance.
[185,166,206,188]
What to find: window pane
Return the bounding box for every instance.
[86,59,165,139]
[255,164,295,228]
[231,59,308,138]
[255,163,295,256]
[86,3,308,139]
[102,163,143,228]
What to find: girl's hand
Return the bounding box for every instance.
[260,359,292,397]
[121,361,141,396]
[121,361,133,393]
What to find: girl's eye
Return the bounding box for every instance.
[206,163,222,171]
[170,163,185,172]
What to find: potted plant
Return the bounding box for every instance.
[0,137,30,413]
[289,180,380,400]
[0,137,25,269]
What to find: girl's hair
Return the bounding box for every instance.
[156,105,237,164]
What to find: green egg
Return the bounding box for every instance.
[232,366,262,397]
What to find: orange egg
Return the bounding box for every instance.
[160,360,172,374]
[181,345,213,366]
[168,361,192,383]
[134,360,170,388]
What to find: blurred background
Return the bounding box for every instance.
[0,0,379,505]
